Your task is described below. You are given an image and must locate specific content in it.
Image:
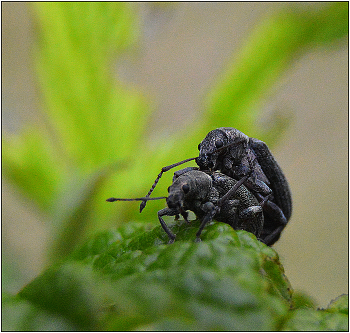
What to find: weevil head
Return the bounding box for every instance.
[196,129,229,170]
[197,128,249,170]
[167,170,213,212]
[166,182,190,210]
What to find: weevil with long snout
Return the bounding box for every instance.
[108,169,264,244]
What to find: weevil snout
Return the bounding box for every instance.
[196,154,214,170]
[166,192,184,209]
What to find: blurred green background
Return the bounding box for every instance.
[2,1,348,309]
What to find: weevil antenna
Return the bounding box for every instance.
[140,157,196,212]
[107,196,167,202]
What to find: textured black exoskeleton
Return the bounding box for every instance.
[140,127,292,246]
[107,169,264,243]
[196,127,292,245]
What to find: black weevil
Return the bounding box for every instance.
[107,169,264,243]
[140,128,292,245]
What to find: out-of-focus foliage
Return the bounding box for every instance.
[3,3,147,257]
[204,2,348,139]
[2,2,348,260]
[2,2,348,330]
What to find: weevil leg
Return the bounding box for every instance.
[216,174,250,207]
[256,193,287,225]
[258,192,273,207]
[255,193,288,246]
[238,205,264,237]
[158,207,179,243]
[245,178,272,196]
[261,225,285,246]
[239,205,263,219]
[140,157,197,212]
[180,209,190,224]
[195,202,218,242]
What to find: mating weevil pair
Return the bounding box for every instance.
[107,127,292,246]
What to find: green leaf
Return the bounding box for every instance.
[18,263,105,330]
[18,221,293,331]
[282,294,349,331]
[291,290,316,310]
[327,294,348,315]
[14,221,349,330]
[2,293,76,331]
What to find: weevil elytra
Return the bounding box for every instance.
[140,128,292,245]
[196,127,291,245]
[107,169,264,244]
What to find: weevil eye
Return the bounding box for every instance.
[215,139,223,149]
[167,186,171,192]
[198,143,201,151]
[182,184,190,194]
